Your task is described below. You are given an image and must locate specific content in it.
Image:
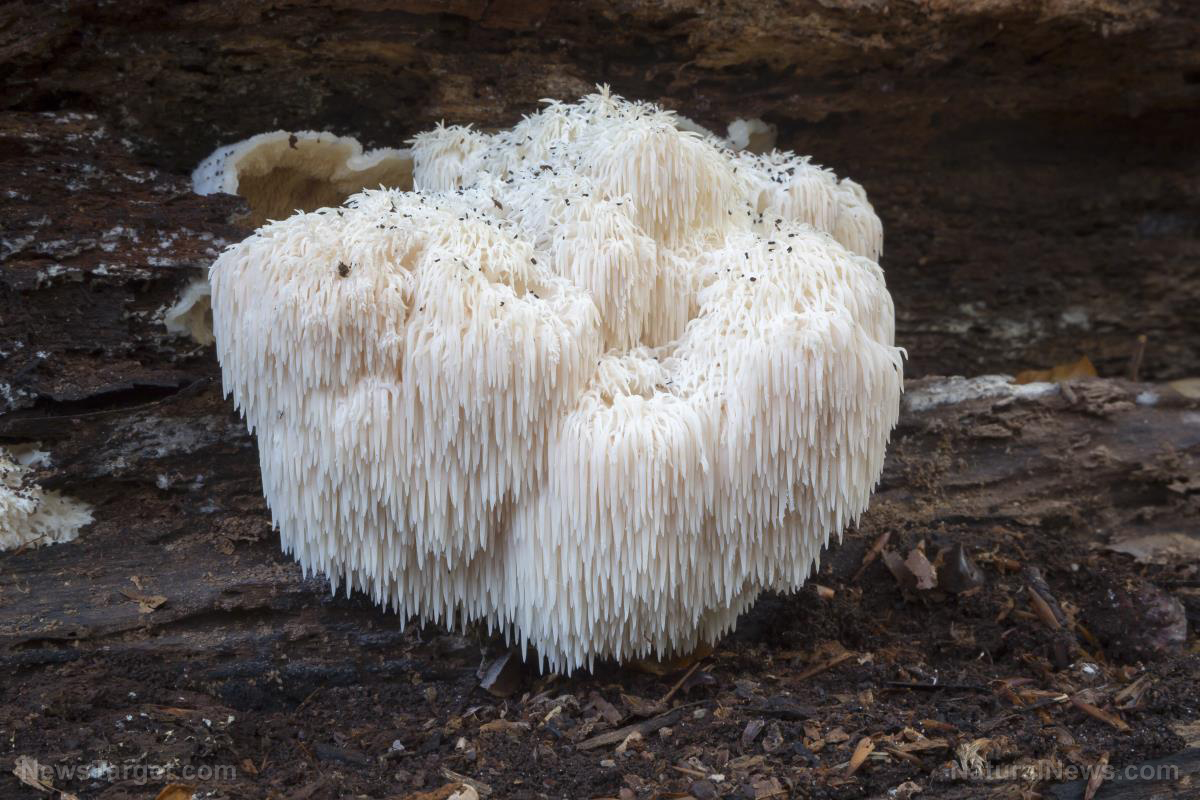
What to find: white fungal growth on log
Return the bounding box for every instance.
[1,446,93,552]
[163,277,214,346]
[209,88,903,671]
[192,130,413,226]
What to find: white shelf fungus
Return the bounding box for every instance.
[209,88,903,672]
[163,277,214,346]
[1,446,93,552]
[193,130,413,227]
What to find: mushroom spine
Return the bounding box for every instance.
[209,88,903,672]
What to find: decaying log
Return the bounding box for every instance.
[2,1,1200,381]
[1,8,1199,797]
[1046,748,1200,800]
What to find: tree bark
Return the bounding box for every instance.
[3,1,1200,381]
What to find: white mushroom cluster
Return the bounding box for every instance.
[210,88,903,671]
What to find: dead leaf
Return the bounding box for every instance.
[155,785,195,800]
[1015,355,1097,385]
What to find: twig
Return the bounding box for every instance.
[794,651,854,682]
[294,688,321,714]
[1128,335,1147,382]
[661,661,702,705]
[1071,696,1130,732]
[577,701,708,750]
[852,531,891,582]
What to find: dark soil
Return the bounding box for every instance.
[2,373,1197,800]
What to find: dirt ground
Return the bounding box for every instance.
[2,371,1197,800]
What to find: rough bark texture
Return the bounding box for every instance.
[3,0,1199,381]
[1,3,1199,799]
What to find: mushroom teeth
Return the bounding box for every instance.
[210,86,903,673]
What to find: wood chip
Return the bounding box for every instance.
[590,693,623,727]
[578,703,702,751]
[478,651,523,698]
[905,549,938,590]
[1070,696,1130,732]
[441,769,492,796]
[1083,751,1109,800]
[852,531,891,582]
[845,736,875,777]
[1026,584,1061,630]
[741,719,766,748]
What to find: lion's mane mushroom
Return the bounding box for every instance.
[210,88,903,671]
